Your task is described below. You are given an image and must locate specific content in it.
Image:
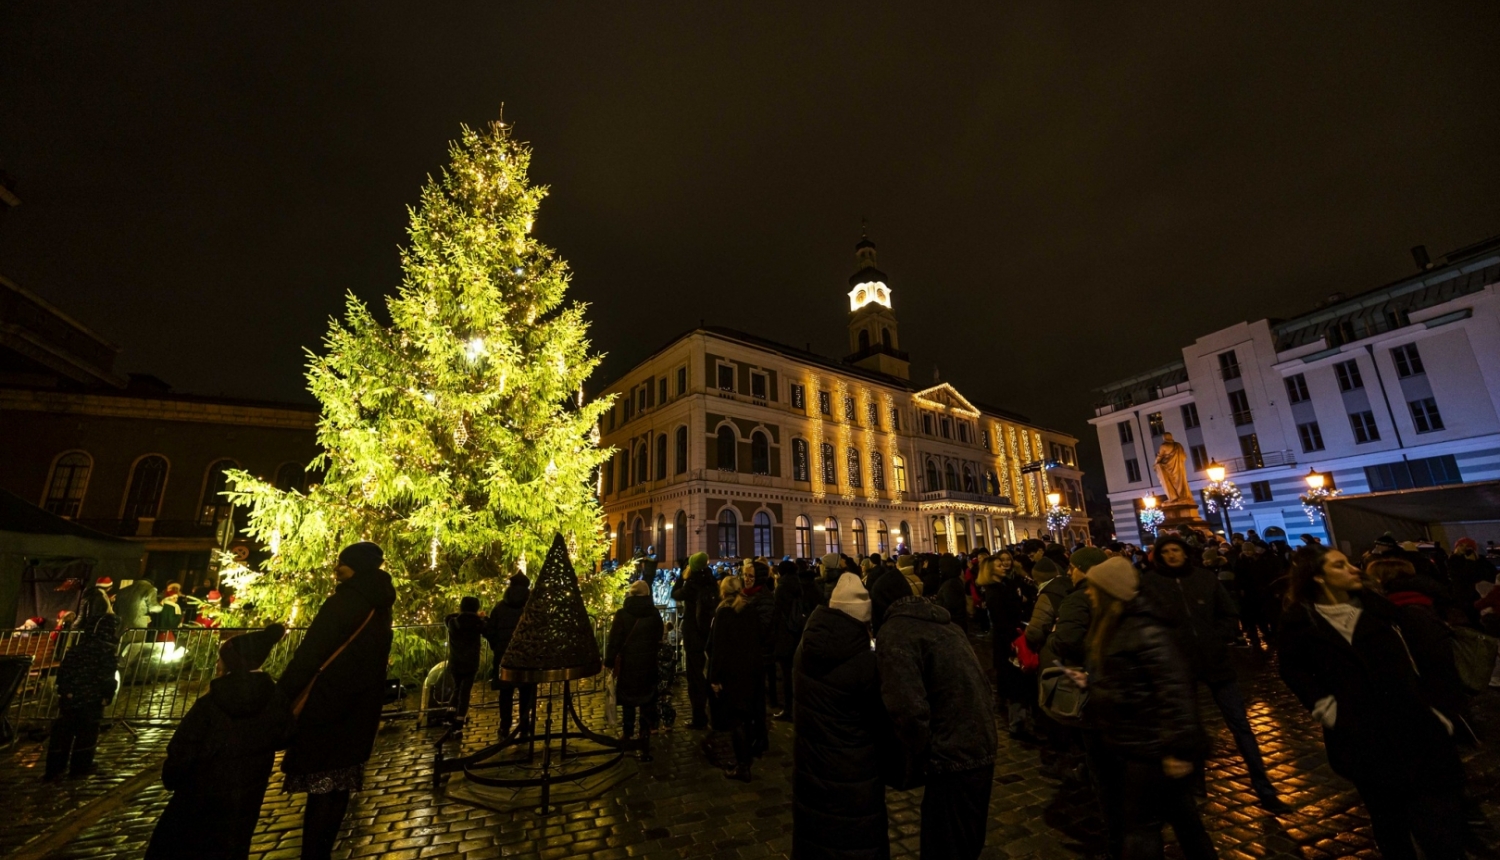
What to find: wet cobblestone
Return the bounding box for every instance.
[3,645,1497,859]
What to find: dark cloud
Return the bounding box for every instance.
[4,2,1498,490]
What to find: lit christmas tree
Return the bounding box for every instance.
[224,120,619,624]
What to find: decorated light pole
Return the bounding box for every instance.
[1139,494,1164,537]
[1045,491,1070,543]
[1202,460,1243,537]
[1300,467,1340,525]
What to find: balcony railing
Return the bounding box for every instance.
[1221,449,1297,475]
[916,488,1014,507]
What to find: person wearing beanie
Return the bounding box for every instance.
[485,574,537,738]
[606,577,665,760]
[870,549,921,635]
[1022,556,1068,655]
[1074,556,1214,860]
[79,575,114,625]
[277,542,396,860]
[672,553,717,728]
[792,573,891,859]
[1143,533,1289,816]
[895,552,923,596]
[878,593,998,858]
[147,623,293,860]
[771,559,812,720]
[708,575,763,782]
[443,595,486,724]
[45,613,119,782]
[1045,547,1107,669]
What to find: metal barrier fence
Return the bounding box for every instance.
[2,603,681,745]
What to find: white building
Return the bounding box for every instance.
[1090,236,1500,549]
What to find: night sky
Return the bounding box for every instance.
[4,3,1499,493]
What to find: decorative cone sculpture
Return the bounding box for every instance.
[500,534,601,682]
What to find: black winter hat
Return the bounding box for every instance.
[338,541,385,575]
[1152,534,1191,564]
[221,622,286,673]
[460,596,480,613]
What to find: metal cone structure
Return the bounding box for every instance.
[499,533,601,682]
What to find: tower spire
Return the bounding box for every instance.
[843,232,908,380]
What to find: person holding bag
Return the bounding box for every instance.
[277,542,396,860]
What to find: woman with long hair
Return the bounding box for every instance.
[1278,546,1466,860]
[707,575,763,781]
[981,551,1037,736]
[1068,557,1214,860]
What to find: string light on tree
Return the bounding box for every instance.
[1139,495,1164,536]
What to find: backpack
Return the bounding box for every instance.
[1038,666,1088,725]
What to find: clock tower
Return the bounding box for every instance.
[844,235,909,380]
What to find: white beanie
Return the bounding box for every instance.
[829,573,872,624]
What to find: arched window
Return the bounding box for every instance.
[892,456,907,493]
[963,465,977,493]
[620,447,631,488]
[753,511,773,557]
[674,510,687,562]
[954,517,969,554]
[820,443,837,485]
[717,507,739,558]
[944,462,959,491]
[795,515,811,558]
[871,451,885,491]
[656,434,668,480]
[199,459,239,526]
[43,451,92,517]
[931,517,948,554]
[925,459,940,492]
[716,425,737,471]
[898,520,910,550]
[882,327,892,348]
[636,442,649,484]
[275,461,306,492]
[851,518,867,558]
[751,431,770,475]
[616,519,627,559]
[824,517,841,555]
[876,520,890,554]
[846,448,862,488]
[792,439,810,482]
[858,329,870,351]
[675,426,688,474]
[654,514,666,555]
[632,516,646,555]
[122,455,169,521]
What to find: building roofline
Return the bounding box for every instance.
[0,272,121,353]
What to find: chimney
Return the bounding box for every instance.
[1411,245,1431,271]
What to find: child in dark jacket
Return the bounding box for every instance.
[45,613,119,780]
[145,622,293,860]
[445,596,485,722]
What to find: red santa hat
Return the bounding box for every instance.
[95,576,113,587]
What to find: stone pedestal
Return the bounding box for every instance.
[1161,501,1211,532]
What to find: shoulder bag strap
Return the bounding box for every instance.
[292,608,377,717]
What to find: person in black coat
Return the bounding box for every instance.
[605,581,665,760]
[1368,557,1471,730]
[671,552,717,729]
[1142,534,1288,815]
[443,596,485,723]
[935,561,970,634]
[277,542,396,860]
[45,613,119,780]
[878,595,997,859]
[1278,547,1467,860]
[981,551,1037,734]
[1071,557,1215,860]
[707,576,763,781]
[146,623,294,860]
[770,560,807,719]
[741,561,777,747]
[793,573,890,860]
[484,573,536,738]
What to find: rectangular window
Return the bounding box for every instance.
[940,417,952,439]
[750,371,768,400]
[818,390,832,415]
[1239,433,1263,469]
[658,377,667,404]
[1181,403,1200,429]
[677,366,687,394]
[1410,397,1444,433]
[891,409,901,432]
[958,423,970,443]
[843,396,857,422]
[1124,458,1141,482]
[1147,412,1164,437]
[1365,454,1462,493]
[790,382,805,410]
[981,427,991,450]
[1250,480,1273,503]
[606,409,615,432]
[1118,421,1134,443]
[1190,444,1209,471]
[922,413,935,435]
[637,387,647,412]
[1349,410,1380,444]
[1228,390,1253,426]
[792,439,809,482]
[1335,360,1363,392]
[867,401,880,428]
[1286,374,1309,404]
[1218,350,1241,380]
[1392,344,1425,378]
[1298,421,1325,452]
[717,363,735,392]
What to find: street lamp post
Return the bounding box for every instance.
[1204,461,1233,537]
[1046,491,1063,542]
[1300,467,1338,531]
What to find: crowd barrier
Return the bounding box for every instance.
[2,603,680,747]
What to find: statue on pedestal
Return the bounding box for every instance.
[1154,432,1196,509]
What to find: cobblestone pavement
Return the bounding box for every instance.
[3,642,1497,860]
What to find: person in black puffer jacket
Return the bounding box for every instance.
[981,550,1037,732]
[771,560,809,719]
[484,573,536,738]
[146,623,294,860]
[443,596,486,722]
[1076,557,1215,860]
[671,552,717,729]
[606,580,665,760]
[277,542,396,860]
[1141,534,1287,814]
[878,595,997,859]
[935,559,970,633]
[1367,557,1471,740]
[793,574,890,860]
[708,576,764,782]
[45,613,119,780]
[741,560,777,735]
[869,555,917,634]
